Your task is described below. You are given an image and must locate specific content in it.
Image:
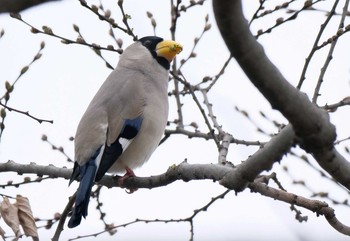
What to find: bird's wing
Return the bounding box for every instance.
[93,67,146,181]
[94,116,143,181]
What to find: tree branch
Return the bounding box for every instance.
[212,0,350,191]
[249,180,350,235]
[2,160,350,236]
[0,0,60,13]
[219,124,295,191]
[297,0,340,89]
[0,160,232,189]
[312,0,349,103]
[0,122,294,194]
[0,102,53,124]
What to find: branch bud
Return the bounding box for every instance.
[33,53,42,61]
[73,24,80,32]
[336,28,344,36]
[31,27,39,34]
[41,134,47,141]
[5,81,13,92]
[151,18,157,28]
[79,0,87,6]
[146,11,153,18]
[116,38,123,48]
[204,23,211,31]
[76,36,86,44]
[40,41,45,49]
[0,108,6,118]
[104,10,111,18]
[276,17,284,25]
[304,0,312,8]
[42,26,53,35]
[345,24,350,31]
[20,66,29,75]
[10,12,22,20]
[91,5,98,13]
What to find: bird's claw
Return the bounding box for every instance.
[118,167,138,194]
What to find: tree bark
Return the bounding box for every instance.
[212,0,350,190]
[0,0,60,13]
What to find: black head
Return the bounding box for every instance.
[139,36,170,70]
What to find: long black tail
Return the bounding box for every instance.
[68,159,97,228]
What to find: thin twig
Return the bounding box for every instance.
[9,13,122,54]
[79,0,136,40]
[297,0,340,89]
[248,0,265,26]
[312,0,349,103]
[249,181,350,235]
[205,55,232,92]
[52,192,77,241]
[68,189,230,240]
[178,14,211,70]
[172,72,220,146]
[255,0,323,39]
[117,0,137,40]
[249,0,297,25]
[0,102,53,124]
[170,0,184,129]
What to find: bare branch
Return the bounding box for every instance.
[312,0,350,103]
[249,180,350,235]
[78,0,137,41]
[212,0,350,191]
[52,192,76,241]
[0,0,60,13]
[170,0,184,130]
[253,0,323,39]
[3,160,350,236]
[9,13,122,54]
[220,125,295,191]
[324,96,350,112]
[297,0,340,89]
[0,102,53,124]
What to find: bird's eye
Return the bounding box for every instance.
[143,40,151,47]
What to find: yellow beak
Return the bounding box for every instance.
[156,40,183,62]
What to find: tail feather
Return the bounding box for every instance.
[69,162,80,186]
[68,159,97,228]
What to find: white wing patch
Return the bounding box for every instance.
[119,137,134,153]
[94,145,105,172]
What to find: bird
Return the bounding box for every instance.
[67,36,182,228]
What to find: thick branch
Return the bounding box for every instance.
[220,125,295,191]
[0,161,72,179]
[2,160,350,235]
[0,160,233,189]
[212,0,350,190]
[0,0,60,13]
[0,124,293,194]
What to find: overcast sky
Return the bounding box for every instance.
[1,0,350,240]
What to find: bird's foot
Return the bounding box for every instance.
[118,167,138,194]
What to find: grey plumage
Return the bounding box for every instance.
[68,36,182,228]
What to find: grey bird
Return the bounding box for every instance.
[68,36,182,228]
